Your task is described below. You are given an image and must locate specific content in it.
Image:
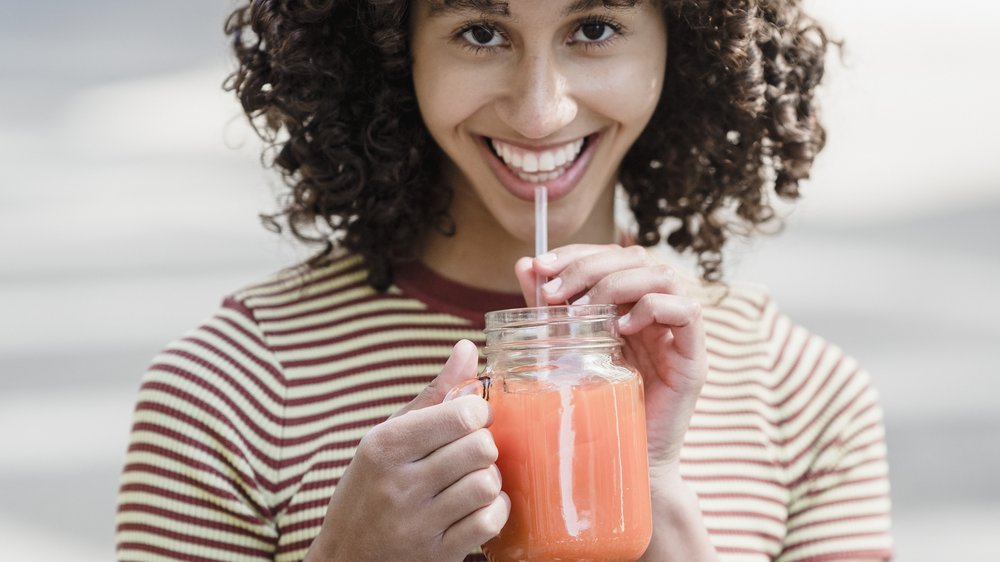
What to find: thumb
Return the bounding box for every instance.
[393,339,480,417]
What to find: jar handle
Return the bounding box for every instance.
[444,376,493,402]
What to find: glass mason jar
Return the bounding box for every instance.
[450,305,652,562]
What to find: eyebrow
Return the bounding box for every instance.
[426,0,639,18]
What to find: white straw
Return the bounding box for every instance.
[534,185,548,307]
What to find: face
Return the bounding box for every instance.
[411,0,667,246]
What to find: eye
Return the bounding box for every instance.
[460,24,506,48]
[572,21,617,43]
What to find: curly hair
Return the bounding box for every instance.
[224,0,832,290]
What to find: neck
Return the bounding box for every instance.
[419,186,618,293]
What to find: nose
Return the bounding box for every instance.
[494,52,578,140]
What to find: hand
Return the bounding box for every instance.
[515,244,708,477]
[305,340,511,562]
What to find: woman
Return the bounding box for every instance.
[115,1,893,560]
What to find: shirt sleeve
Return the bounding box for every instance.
[116,297,286,561]
[776,340,894,562]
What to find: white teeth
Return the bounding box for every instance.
[538,151,555,172]
[490,137,587,179]
[522,152,539,173]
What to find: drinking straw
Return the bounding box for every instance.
[534,185,548,307]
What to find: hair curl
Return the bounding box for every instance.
[224,0,832,290]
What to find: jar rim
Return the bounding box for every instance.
[484,304,619,330]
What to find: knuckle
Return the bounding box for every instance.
[473,470,502,503]
[684,298,702,318]
[478,503,506,537]
[636,292,657,310]
[654,263,675,280]
[473,428,499,462]
[358,427,389,466]
[454,400,485,433]
[626,244,648,262]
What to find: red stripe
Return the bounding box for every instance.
[270,322,483,352]
[783,377,871,464]
[118,542,267,562]
[117,503,270,539]
[286,374,432,407]
[778,548,892,561]
[703,509,785,524]
[154,347,283,421]
[276,536,315,555]
[165,343,284,409]
[703,323,797,380]
[787,492,891,520]
[281,338,466,368]
[706,526,782,543]
[781,529,891,554]
[714,545,774,556]
[140,375,283,444]
[697,491,787,506]
[218,298,270,344]
[705,302,780,342]
[253,286,398,323]
[265,306,477,338]
[117,523,273,557]
[804,419,884,480]
[786,510,890,532]
[236,254,360,298]
[126,429,272,494]
[287,357,442,387]
[245,258,365,301]
[118,483,263,525]
[121,462,242,506]
[800,470,890,500]
[280,515,325,535]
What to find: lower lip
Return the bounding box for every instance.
[479,134,601,202]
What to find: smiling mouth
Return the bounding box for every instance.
[483,135,594,183]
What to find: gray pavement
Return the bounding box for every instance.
[2,1,999,560]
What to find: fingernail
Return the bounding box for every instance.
[572,294,591,306]
[536,252,558,264]
[542,277,562,294]
[618,313,632,328]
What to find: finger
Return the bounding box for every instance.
[428,465,502,533]
[531,243,623,278]
[619,294,705,359]
[536,245,656,304]
[570,263,683,306]
[419,428,498,495]
[514,256,539,307]
[394,339,480,417]
[440,491,511,557]
[370,395,491,463]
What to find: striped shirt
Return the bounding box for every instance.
[116,249,893,561]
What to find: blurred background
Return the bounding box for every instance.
[1,0,997,560]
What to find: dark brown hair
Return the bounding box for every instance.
[224,0,832,289]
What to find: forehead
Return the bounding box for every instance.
[426,0,641,18]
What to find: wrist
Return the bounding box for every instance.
[640,470,720,562]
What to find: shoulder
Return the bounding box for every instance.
[230,248,371,314]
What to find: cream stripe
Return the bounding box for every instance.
[117,529,273,561]
[117,496,276,547]
[265,312,478,347]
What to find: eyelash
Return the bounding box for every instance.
[453,16,626,55]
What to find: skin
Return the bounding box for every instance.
[307,1,883,560]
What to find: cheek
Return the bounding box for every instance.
[414,62,495,143]
[587,60,665,130]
